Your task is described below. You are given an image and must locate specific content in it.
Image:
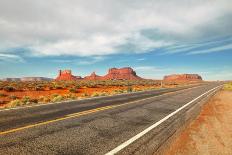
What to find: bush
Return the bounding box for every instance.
[81,93,89,97]
[54,84,63,89]
[51,95,64,102]
[69,88,77,93]
[39,96,50,103]
[34,85,44,91]
[8,95,18,100]
[30,98,38,103]
[3,86,15,92]
[8,99,22,107]
[21,96,31,105]
[99,92,107,96]
[127,86,133,92]
[0,93,7,97]
[224,83,232,91]
[64,93,77,100]
[91,92,99,97]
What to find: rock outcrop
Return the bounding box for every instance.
[84,72,102,80]
[56,67,142,81]
[56,70,81,81]
[103,67,142,80]
[163,74,202,81]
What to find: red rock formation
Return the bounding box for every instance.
[102,67,142,80]
[163,74,202,81]
[55,67,142,81]
[84,72,102,80]
[56,70,79,81]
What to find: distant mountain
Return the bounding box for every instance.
[163,74,203,81]
[1,77,53,82]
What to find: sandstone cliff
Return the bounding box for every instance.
[163,74,202,81]
[84,72,102,80]
[56,70,82,81]
[103,67,142,80]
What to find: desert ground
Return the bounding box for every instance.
[163,83,232,155]
[0,80,195,108]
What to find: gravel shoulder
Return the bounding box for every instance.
[163,90,232,155]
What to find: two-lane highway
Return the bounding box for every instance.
[0,82,222,155]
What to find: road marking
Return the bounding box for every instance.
[105,85,222,155]
[0,85,204,135]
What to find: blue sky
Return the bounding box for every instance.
[0,0,231,80]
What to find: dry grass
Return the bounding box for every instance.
[224,82,232,91]
[0,80,190,108]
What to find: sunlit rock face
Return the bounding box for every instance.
[103,67,142,80]
[56,70,81,81]
[56,67,142,81]
[163,74,203,81]
[84,72,102,80]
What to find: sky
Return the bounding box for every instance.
[0,0,232,80]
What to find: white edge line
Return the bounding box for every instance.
[105,85,222,155]
[0,84,200,112]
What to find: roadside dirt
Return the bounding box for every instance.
[163,90,232,155]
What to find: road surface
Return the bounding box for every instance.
[0,82,222,155]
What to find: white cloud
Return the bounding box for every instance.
[51,56,106,65]
[188,43,232,55]
[76,56,106,65]
[0,0,231,57]
[0,53,24,62]
[134,66,162,72]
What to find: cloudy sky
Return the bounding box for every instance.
[0,0,231,80]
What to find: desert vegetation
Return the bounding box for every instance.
[0,80,193,108]
[224,82,232,91]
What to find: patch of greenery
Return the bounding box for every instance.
[8,99,22,107]
[3,86,15,92]
[69,87,77,93]
[224,82,232,91]
[91,92,99,97]
[51,95,64,102]
[0,93,7,97]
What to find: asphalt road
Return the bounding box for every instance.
[0,82,222,155]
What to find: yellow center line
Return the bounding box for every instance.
[0,86,199,136]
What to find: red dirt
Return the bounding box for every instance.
[163,90,232,155]
[0,85,162,107]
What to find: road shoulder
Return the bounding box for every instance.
[163,90,232,155]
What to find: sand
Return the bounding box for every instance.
[163,90,232,155]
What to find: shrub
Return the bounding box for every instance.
[30,98,38,103]
[8,95,18,100]
[81,93,89,97]
[39,96,50,103]
[21,96,31,105]
[224,83,232,91]
[51,94,59,98]
[64,93,77,100]
[0,93,7,97]
[51,95,64,102]
[127,86,133,92]
[34,85,44,91]
[8,99,22,107]
[99,92,107,96]
[3,86,15,92]
[91,92,99,97]
[69,88,77,93]
[54,84,63,89]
